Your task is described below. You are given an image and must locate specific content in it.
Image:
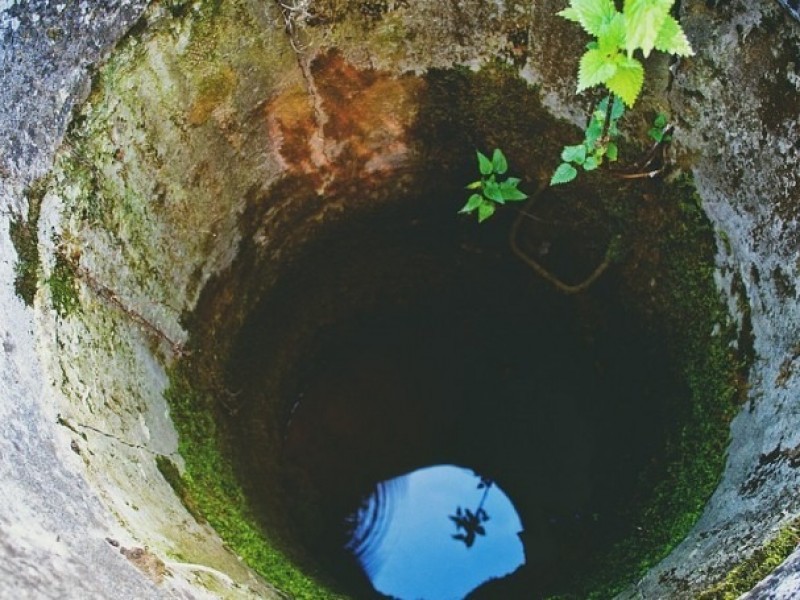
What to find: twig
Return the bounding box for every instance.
[76,266,187,357]
[273,0,312,53]
[509,183,614,295]
[609,124,673,180]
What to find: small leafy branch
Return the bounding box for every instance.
[460,149,528,223]
[551,0,693,185]
[648,112,671,144]
[552,94,625,184]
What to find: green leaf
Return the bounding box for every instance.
[557,6,581,23]
[478,201,496,223]
[459,193,484,214]
[583,155,600,171]
[499,181,528,201]
[477,151,493,175]
[654,14,694,56]
[585,116,604,147]
[492,148,508,175]
[606,141,618,161]
[648,127,664,143]
[483,180,505,203]
[465,180,482,190]
[597,12,627,52]
[561,144,587,164]
[605,55,644,107]
[565,0,619,38]
[611,95,626,120]
[504,177,522,187]
[654,112,668,128]
[623,0,674,58]
[578,48,619,91]
[551,162,578,185]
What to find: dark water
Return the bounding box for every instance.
[279,277,676,599]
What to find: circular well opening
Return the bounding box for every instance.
[220,189,697,598]
[40,15,746,593]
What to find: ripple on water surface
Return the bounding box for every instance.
[346,465,525,600]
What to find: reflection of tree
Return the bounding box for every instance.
[448,476,493,548]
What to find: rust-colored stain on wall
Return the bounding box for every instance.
[266,50,424,192]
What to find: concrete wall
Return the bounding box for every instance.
[1,1,799,598]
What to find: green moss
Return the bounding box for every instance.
[164,366,345,600]
[10,176,80,317]
[370,63,749,597]
[9,178,48,305]
[575,176,748,598]
[48,250,80,317]
[698,518,800,599]
[155,455,207,524]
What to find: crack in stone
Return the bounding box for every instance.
[75,266,186,358]
[57,414,162,455]
[272,0,335,186]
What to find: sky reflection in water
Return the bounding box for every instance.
[347,465,525,600]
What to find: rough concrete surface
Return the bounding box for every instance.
[2,0,800,599]
[1,1,182,598]
[621,2,800,596]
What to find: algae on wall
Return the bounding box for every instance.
[27,1,320,597]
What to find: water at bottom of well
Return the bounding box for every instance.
[345,464,525,600]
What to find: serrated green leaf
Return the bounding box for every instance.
[578,48,619,91]
[492,148,508,175]
[623,0,674,58]
[597,12,627,52]
[477,151,493,175]
[583,155,600,171]
[561,144,587,164]
[505,177,522,187]
[459,193,484,214]
[551,162,578,185]
[499,181,528,201]
[605,56,644,107]
[654,14,694,56]
[557,6,581,23]
[606,141,618,161]
[478,201,496,223]
[465,180,483,190]
[567,0,619,37]
[483,180,505,203]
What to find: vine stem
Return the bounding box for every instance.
[601,92,615,145]
[609,123,674,179]
[509,182,614,295]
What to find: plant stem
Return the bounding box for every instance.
[601,93,615,144]
[510,182,614,295]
